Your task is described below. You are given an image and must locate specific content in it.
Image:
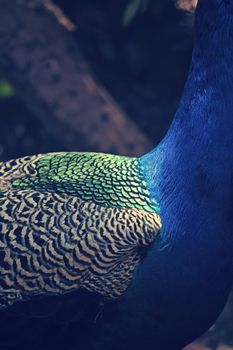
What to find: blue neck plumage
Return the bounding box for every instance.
[141,0,233,247]
[127,4,233,344]
[121,5,233,344]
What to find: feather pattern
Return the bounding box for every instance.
[0,153,161,308]
[0,152,159,212]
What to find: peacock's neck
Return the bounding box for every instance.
[141,0,233,246]
[118,3,233,345]
[163,0,233,175]
[171,0,233,150]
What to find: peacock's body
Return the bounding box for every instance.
[1,0,233,349]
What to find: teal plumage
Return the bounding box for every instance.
[0,152,161,308]
[1,152,159,212]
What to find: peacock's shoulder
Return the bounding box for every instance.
[0,152,159,213]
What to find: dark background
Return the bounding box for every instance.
[0,0,193,160]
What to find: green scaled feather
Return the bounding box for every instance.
[1,152,159,213]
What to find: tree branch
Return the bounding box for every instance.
[0,0,152,156]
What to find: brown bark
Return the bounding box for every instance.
[0,0,152,156]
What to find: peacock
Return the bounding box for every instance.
[0,0,233,349]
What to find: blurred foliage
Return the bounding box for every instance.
[123,0,149,25]
[123,0,197,25]
[0,80,14,98]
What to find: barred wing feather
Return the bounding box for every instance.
[0,153,161,308]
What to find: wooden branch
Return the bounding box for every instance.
[0,0,152,156]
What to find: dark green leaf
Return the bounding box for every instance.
[0,80,14,98]
[123,0,142,26]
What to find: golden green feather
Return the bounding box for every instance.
[0,152,159,213]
